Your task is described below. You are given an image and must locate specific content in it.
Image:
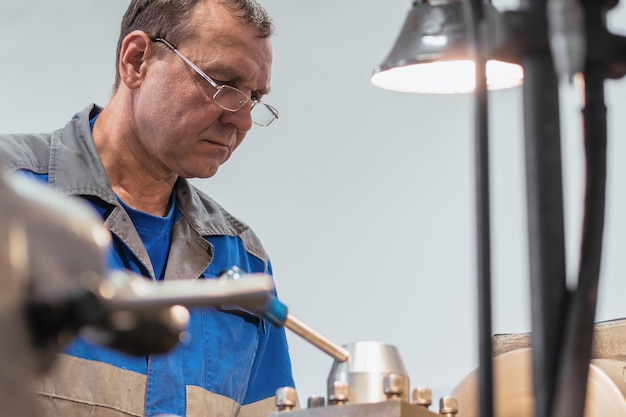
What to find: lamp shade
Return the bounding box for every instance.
[371,0,523,94]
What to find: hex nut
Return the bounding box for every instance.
[383,373,405,399]
[307,396,326,408]
[328,381,349,405]
[412,386,432,408]
[276,386,298,411]
[439,396,459,416]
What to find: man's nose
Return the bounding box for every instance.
[219,106,253,132]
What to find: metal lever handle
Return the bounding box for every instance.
[221,267,349,362]
[284,313,349,363]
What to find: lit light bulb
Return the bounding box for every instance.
[371,60,524,94]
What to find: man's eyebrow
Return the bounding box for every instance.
[201,62,271,95]
[257,85,271,96]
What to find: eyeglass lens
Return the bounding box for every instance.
[214,86,277,127]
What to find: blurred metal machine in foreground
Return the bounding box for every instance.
[0,173,347,417]
[0,173,113,417]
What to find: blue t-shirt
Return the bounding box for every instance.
[117,195,179,280]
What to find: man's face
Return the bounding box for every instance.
[131,1,273,179]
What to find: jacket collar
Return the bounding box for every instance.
[49,104,117,205]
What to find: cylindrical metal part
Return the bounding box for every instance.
[275,386,298,411]
[328,381,349,405]
[440,396,459,416]
[284,314,349,362]
[412,386,433,408]
[383,373,405,399]
[327,341,410,404]
[307,396,326,408]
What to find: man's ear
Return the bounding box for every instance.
[118,30,153,89]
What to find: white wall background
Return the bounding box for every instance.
[1,0,626,406]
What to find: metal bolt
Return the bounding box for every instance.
[328,381,349,405]
[383,373,405,400]
[307,396,326,408]
[412,386,432,408]
[439,396,459,416]
[275,387,298,411]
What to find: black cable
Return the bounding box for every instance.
[551,60,607,417]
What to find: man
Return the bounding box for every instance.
[0,0,295,416]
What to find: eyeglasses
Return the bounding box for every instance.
[153,37,278,127]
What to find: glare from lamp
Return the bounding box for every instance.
[371,60,524,94]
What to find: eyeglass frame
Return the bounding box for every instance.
[152,37,279,127]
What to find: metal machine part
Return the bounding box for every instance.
[283,314,350,363]
[327,341,410,404]
[96,269,277,311]
[272,322,626,417]
[270,341,458,417]
[5,176,113,358]
[0,173,113,417]
[271,338,626,417]
[276,387,299,411]
[451,348,626,417]
[269,396,456,417]
[80,270,278,355]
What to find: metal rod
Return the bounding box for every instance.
[552,12,608,413]
[467,3,494,417]
[284,313,350,362]
[97,271,276,311]
[474,49,494,417]
[521,42,569,417]
[517,6,569,417]
[472,36,494,417]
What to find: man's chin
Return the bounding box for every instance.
[181,165,221,179]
